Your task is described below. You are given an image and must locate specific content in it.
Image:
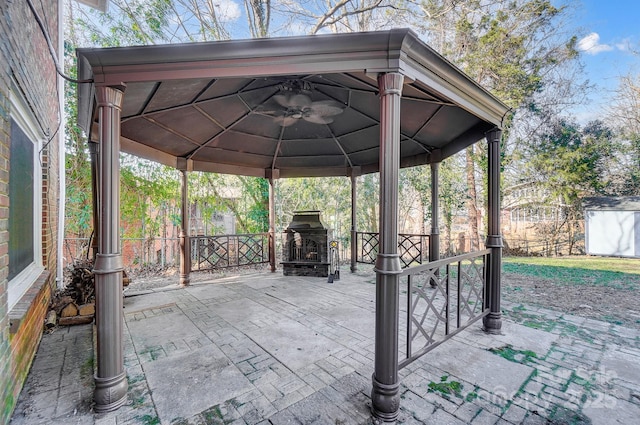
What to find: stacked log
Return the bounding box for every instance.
[49,260,95,327]
[47,259,131,329]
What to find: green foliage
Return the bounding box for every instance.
[64,34,93,239]
[418,0,578,109]
[489,344,538,364]
[525,118,613,209]
[414,0,585,243]
[427,375,464,398]
[63,0,613,262]
[137,415,161,425]
[76,0,174,46]
[503,256,640,290]
[276,176,352,245]
[401,166,431,233]
[240,177,269,233]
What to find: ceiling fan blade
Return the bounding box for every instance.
[304,115,333,125]
[275,116,298,127]
[273,94,291,107]
[289,93,312,108]
[254,108,281,117]
[309,100,344,117]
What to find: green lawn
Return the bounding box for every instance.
[502,255,640,290]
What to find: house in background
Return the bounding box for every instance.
[502,182,567,236]
[584,196,640,258]
[0,0,106,422]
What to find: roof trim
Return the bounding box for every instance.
[77,29,509,133]
[583,196,640,211]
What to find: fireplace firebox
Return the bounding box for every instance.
[282,211,329,277]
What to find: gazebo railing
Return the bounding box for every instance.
[398,249,490,369]
[191,233,270,271]
[355,231,430,267]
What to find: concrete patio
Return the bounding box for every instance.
[10,269,640,425]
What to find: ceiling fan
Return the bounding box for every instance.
[260,80,345,127]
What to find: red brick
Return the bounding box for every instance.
[1,1,61,423]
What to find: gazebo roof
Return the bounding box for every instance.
[77,28,508,178]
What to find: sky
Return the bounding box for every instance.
[572,0,639,123]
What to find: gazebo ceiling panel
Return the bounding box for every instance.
[321,72,378,93]
[346,146,379,166]
[196,96,254,129]
[398,99,442,138]
[275,155,349,169]
[77,29,509,178]
[279,138,343,157]
[280,121,336,140]
[309,81,351,106]
[347,91,381,123]
[415,106,482,147]
[402,82,447,102]
[229,114,288,139]
[328,104,377,137]
[197,77,253,101]
[196,147,272,168]
[206,131,277,157]
[400,139,431,157]
[121,119,199,157]
[338,126,380,154]
[120,82,157,118]
[145,107,223,145]
[144,78,212,112]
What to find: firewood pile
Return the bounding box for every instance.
[46,259,130,329]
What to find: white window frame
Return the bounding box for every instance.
[8,83,44,312]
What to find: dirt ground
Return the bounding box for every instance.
[501,272,640,329]
[126,265,640,330]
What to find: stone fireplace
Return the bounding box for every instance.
[282,210,329,277]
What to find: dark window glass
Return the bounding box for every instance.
[9,119,35,280]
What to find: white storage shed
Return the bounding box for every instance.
[584,196,640,258]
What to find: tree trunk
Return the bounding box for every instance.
[466,146,480,250]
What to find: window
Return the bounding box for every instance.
[9,122,35,279]
[8,87,43,311]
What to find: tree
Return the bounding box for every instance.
[609,73,640,136]
[439,155,467,255]
[65,0,593,262]
[605,73,640,195]
[411,0,584,244]
[524,118,613,253]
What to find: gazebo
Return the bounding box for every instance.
[76,28,508,422]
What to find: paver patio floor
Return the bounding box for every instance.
[10,269,640,424]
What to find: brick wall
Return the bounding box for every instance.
[0,43,11,423]
[0,1,60,424]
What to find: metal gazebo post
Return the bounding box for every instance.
[430,158,440,263]
[483,128,503,334]
[89,140,99,260]
[371,72,403,422]
[268,170,279,273]
[350,167,360,273]
[93,85,128,412]
[179,167,191,286]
